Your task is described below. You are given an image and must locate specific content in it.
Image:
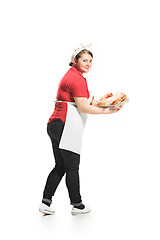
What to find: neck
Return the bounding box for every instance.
[73,65,83,75]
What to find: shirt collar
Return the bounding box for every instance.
[71,66,86,80]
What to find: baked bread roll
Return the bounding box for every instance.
[90,92,127,106]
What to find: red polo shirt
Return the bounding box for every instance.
[48,66,90,123]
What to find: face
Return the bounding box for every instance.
[74,53,93,74]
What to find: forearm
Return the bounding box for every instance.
[77,103,109,114]
[74,97,119,115]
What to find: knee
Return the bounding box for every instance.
[65,165,79,173]
[54,165,65,176]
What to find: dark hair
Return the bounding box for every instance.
[69,49,93,66]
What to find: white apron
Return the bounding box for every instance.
[55,94,92,154]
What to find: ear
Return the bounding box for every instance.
[73,58,77,65]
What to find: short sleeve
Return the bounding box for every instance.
[70,78,89,98]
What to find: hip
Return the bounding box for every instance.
[47,119,65,143]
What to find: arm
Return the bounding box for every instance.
[74,97,121,114]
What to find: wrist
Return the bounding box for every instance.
[101,108,109,114]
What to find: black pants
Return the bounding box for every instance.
[42,119,82,205]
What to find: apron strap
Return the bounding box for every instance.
[54,100,77,106]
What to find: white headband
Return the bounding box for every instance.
[71,43,92,63]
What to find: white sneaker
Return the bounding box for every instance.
[39,203,55,215]
[71,205,91,215]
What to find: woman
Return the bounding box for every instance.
[39,45,122,215]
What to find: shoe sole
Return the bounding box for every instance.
[39,209,55,215]
[71,210,91,215]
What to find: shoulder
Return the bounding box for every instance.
[63,67,85,83]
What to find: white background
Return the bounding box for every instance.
[0,0,160,239]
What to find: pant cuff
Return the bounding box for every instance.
[42,198,52,204]
[71,201,83,207]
